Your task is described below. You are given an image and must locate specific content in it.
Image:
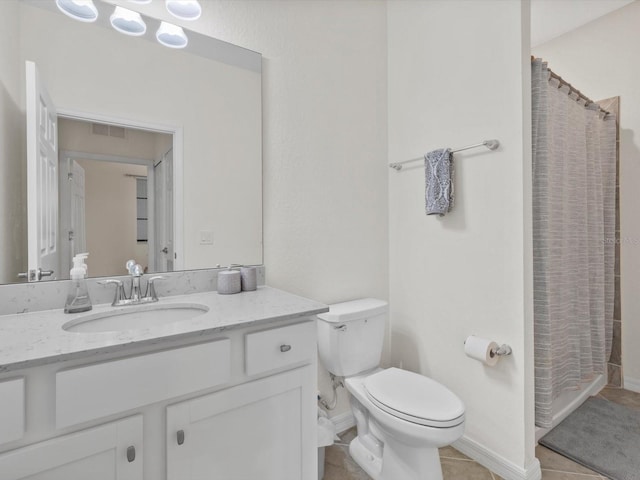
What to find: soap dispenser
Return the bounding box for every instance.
[64,253,92,313]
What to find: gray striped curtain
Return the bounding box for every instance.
[532,59,616,428]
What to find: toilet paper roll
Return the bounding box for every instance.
[464,335,499,366]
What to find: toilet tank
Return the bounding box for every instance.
[316,298,388,377]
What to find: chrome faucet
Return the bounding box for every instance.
[129,262,145,302]
[99,260,165,307]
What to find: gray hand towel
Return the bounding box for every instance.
[425,148,454,216]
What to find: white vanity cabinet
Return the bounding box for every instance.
[0,415,143,480]
[167,365,315,480]
[0,317,318,480]
[167,321,317,480]
[0,378,25,445]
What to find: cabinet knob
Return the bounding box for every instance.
[280,344,292,353]
[177,429,185,445]
[126,446,136,462]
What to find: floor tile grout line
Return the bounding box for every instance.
[541,467,604,477]
[439,455,475,462]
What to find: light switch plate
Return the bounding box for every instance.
[200,230,214,245]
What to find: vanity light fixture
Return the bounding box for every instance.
[156,21,188,49]
[165,0,202,21]
[110,6,147,36]
[55,0,98,22]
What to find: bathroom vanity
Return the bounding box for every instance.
[0,287,327,480]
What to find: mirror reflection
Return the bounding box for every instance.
[0,0,263,285]
[58,117,174,279]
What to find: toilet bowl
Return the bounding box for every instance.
[316,299,465,480]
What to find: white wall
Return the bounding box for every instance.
[0,0,25,284]
[76,159,148,276]
[388,1,536,477]
[532,1,640,391]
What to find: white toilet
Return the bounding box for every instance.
[316,298,465,480]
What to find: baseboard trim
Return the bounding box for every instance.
[624,375,640,393]
[454,435,541,480]
[330,411,356,434]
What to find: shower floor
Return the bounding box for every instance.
[324,387,640,480]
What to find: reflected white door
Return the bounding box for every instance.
[59,157,86,279]
[154,148,174,272]
[26,61,58,282]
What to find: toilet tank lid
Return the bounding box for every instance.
[317,298,388,323]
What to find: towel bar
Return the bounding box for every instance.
[389,139,500,171]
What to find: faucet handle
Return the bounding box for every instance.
[126,260,137,275]
[146,276,166,302]
[131,264,144,277]
[98,279,125,306]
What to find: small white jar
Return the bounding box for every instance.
[217,268,241,294]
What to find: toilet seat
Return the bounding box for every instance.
[364,368,465,428]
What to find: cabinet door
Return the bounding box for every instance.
[0,415,142,480]
[167,366,316,480]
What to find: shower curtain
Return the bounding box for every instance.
[532,58,617,428]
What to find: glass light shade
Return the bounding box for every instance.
[156,22,188,49]
[110,6,147,36]
[165,0,202,21]
[55,0,98,22]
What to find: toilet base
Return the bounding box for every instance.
[350,433,444,480]
[350,436,383,479]
[345,371,463,480]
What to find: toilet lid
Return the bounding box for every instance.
[364,368,465,428]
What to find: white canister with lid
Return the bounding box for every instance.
[240,266,257,291]
[217,267,241,294]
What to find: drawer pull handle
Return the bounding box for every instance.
[126,446,136,462]
[177,429,185,445]
[280,344,292,353]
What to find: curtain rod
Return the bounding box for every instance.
[531,56,610,117]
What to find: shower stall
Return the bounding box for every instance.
[531,58,618,439]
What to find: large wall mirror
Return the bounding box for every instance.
[0,0,263,284]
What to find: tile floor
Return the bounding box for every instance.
[323,387,640,480]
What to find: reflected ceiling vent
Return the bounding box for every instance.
[92,123,126,139]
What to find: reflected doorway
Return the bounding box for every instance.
[58,117,174,279]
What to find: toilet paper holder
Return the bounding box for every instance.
[463,338,513,357]
[490,344,512,357]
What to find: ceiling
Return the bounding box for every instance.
[530,0,635,47]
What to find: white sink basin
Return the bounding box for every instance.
[62,303,209,333]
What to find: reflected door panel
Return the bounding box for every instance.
[26,61,58,282]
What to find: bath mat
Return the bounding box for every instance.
[539,396,640,480]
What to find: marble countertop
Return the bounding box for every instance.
[0,286,328,373]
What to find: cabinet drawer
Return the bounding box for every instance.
[245,321,315,376]
[0,378,24,445]
[56,339,231,429]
